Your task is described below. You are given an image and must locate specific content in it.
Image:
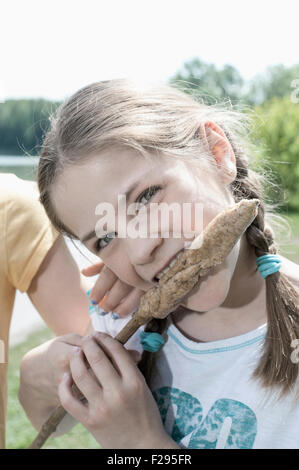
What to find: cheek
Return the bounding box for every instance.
[182,270,231,312]
[178,194,229,244]
[103,248,149,291]
[181,242,240,312]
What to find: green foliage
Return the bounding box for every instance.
[272,212,299,263]
[1,60,298,211]
[170,59,299,108]
[245,63,299,106]
[169,57,245,105]
[0,99,61,155]
[251,96,299,211]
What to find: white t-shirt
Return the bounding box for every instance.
[90,311,299,449]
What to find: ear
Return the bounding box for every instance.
[198,120,237,185]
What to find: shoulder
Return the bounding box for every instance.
[280,255,299,289]
[1,173,59,291]
[0,173,55,231]
[0,173,39,214]
[0,172,38,198]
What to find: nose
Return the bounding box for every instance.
[126,234,164,266]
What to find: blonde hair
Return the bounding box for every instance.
[38,78,299,397]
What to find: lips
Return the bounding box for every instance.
[152,248,185,283]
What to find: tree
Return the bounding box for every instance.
[169,57,245,105]
[0,99,60,155]
[251,96,299,211]
[245,63,299,106]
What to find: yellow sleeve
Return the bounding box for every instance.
[2,174,60,293]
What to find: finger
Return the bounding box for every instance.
[98,280,132,314]
[69,348,103,403]
[57,334,83,347]
[112,288,144,319]
[93,332,142,384]
[81,261,105,277]
[81,335,120,391]
[48,341,83,376]
[128,349,142,364]
[58,372,89,422]
[61,346,83,369]
[89,266,118,304]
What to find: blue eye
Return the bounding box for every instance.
[94,185,162,253]
[135,185,161,210]
[95,232,116,252]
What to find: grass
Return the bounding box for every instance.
[7,328,100,449]
[6,212,299,449]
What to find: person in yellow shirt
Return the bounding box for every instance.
[1,172,142,448]
[0,172,92,448]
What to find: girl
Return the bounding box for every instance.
[37,79,299,449]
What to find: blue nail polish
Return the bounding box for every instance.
[88,305,98,316]
[90,299,98,305]
[112,312,119,320]
[98,308,107,316]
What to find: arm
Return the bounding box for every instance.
[19,235,93,432]
[27,234,90,335]
[20,235,145,435]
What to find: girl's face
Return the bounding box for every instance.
[52,149,241,313]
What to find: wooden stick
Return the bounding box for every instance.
[28,198,260,449]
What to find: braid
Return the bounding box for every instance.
[227,129,299,397]
[137,317,168,388]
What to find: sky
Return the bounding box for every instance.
[1,0,299,102]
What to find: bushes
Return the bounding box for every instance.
[251,96,299,211]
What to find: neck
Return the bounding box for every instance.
[171,235,267,342]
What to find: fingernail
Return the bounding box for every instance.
[88,304,98,315]
[72,347,81,357]
[90,299,98,305]
[111,312,119,320]
[95,331,106,339]
[98,308,108,316]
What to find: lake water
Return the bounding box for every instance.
[0,155,39,181]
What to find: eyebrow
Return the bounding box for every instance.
[80,180,139,243]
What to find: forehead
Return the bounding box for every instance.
[51,149,177,239]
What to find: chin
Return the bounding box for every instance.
[180,269,231,312]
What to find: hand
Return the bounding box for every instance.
[58,332,171,448]
[19,334,83,433]
[19,333,142,436]
[82,262,144,318]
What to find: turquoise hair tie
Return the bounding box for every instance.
[256,254,281,279]
[140,331,165,352]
